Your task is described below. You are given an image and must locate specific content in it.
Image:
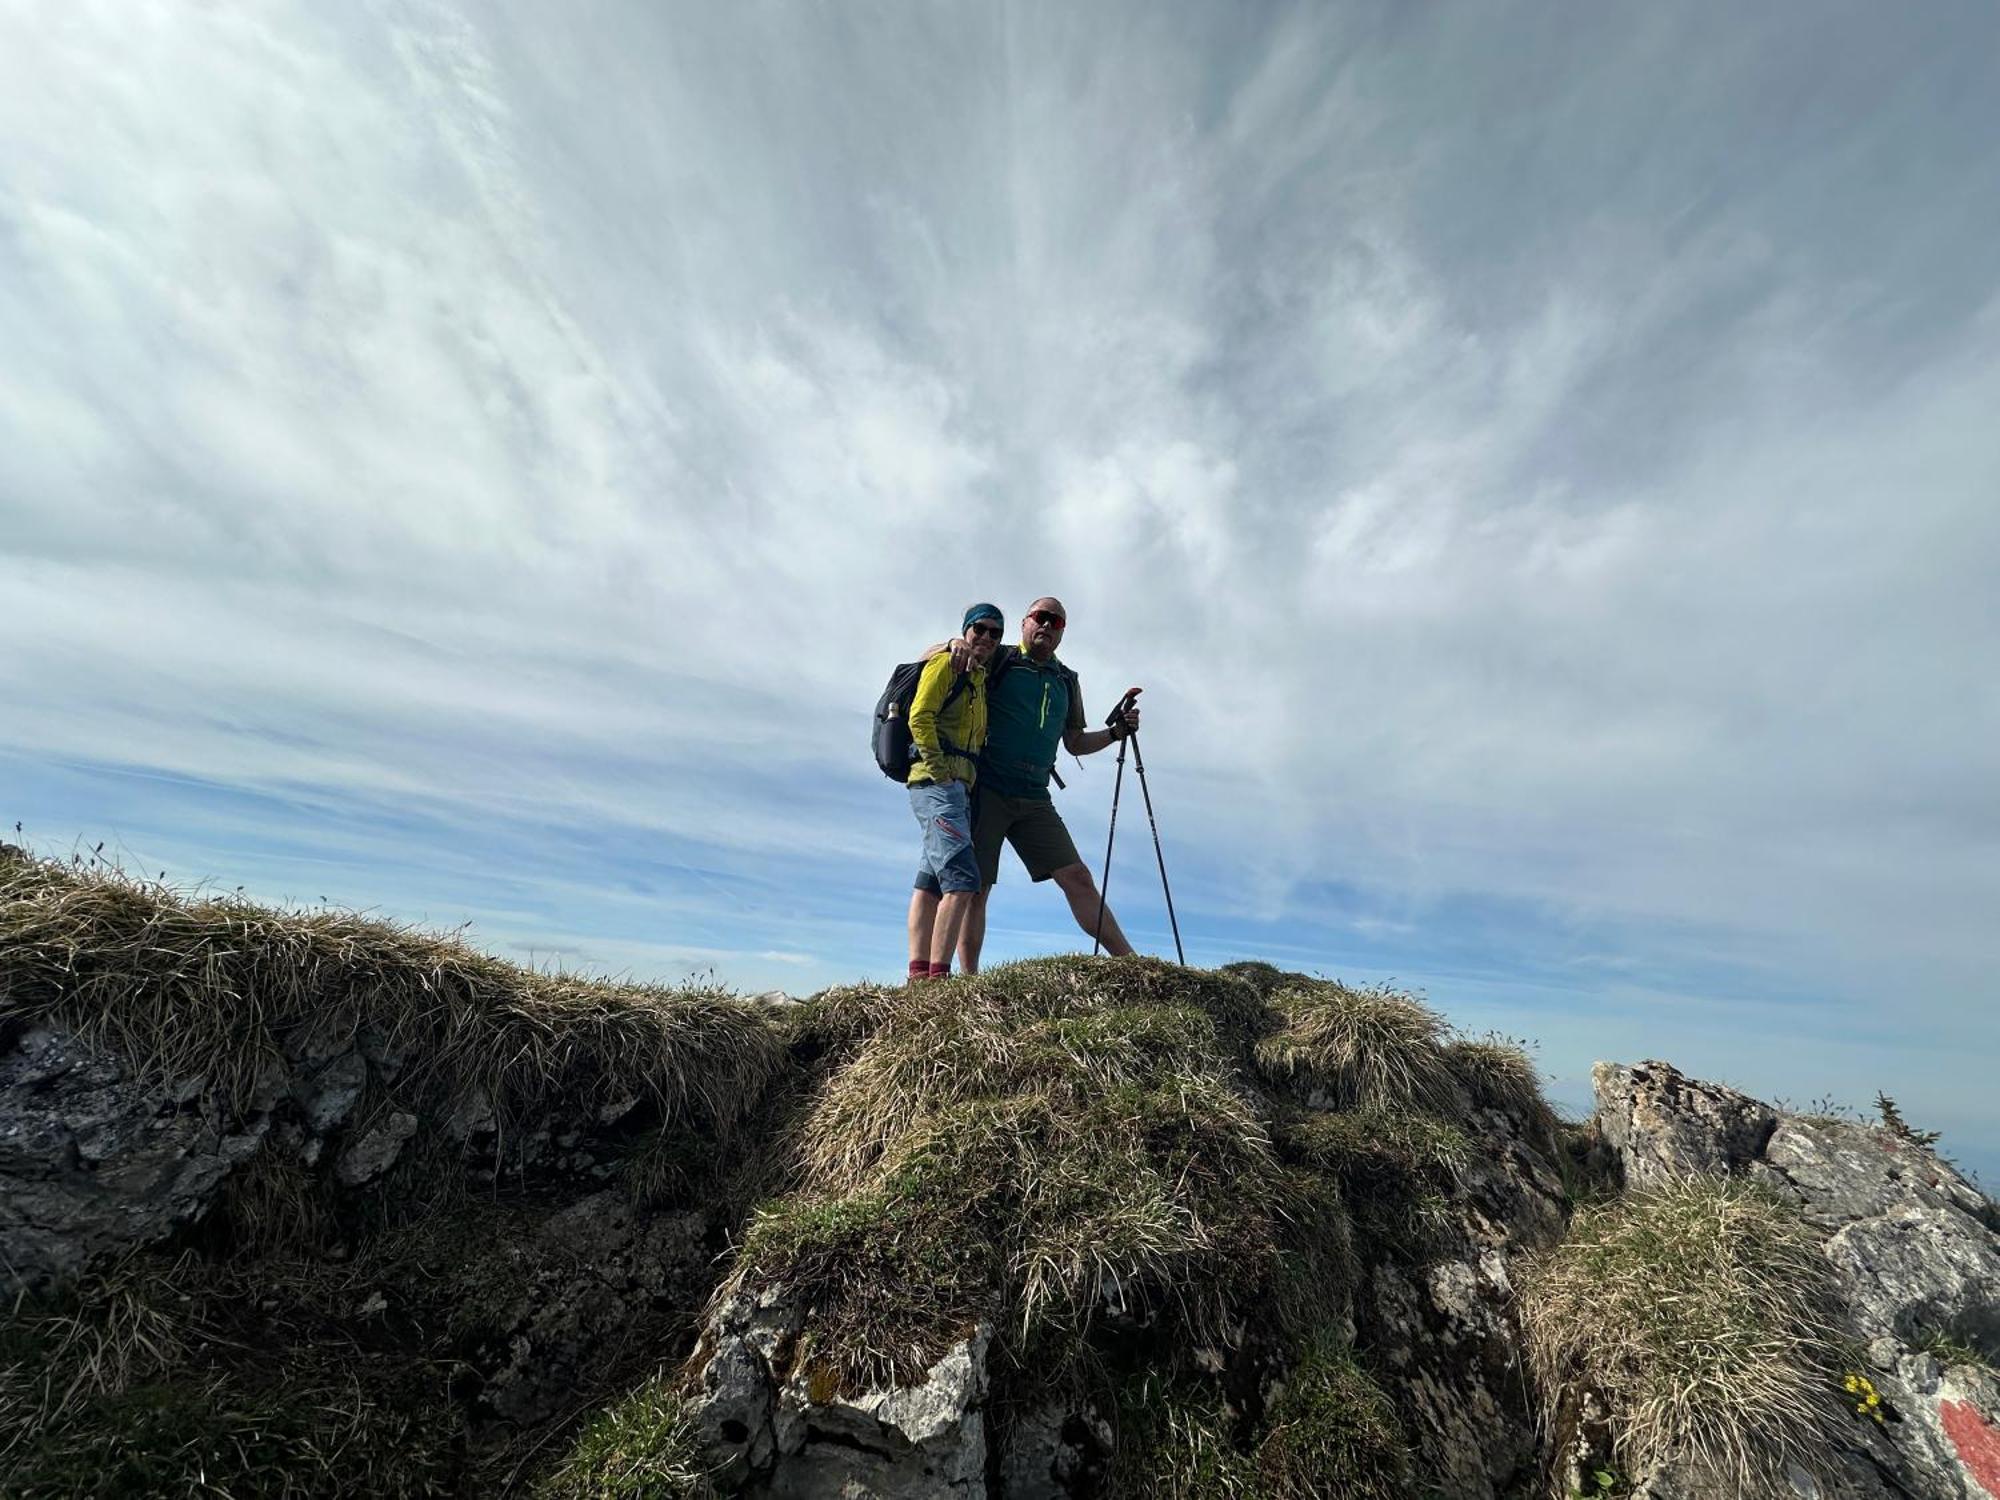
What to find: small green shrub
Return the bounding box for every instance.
[1874,1092,1943,1147]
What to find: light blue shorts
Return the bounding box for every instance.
[909,780,981,895]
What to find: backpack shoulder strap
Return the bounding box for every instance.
[923,664,977,762]
[939,667,973,716]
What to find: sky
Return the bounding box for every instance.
[3,2,1997,1175]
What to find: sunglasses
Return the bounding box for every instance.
[967,622,1003,640]
[1029,609,1066,629]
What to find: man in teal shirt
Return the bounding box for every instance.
[918,595,1142,971]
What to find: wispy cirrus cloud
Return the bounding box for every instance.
[3,0,1996,1166]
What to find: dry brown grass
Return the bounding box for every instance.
[1444,1035,1558,1138]
[0,852,787,1182]
[1519,1176,1844,1492]
[1254,980,1467,1118]
[715,959,1312,1394]
[0,852,802,1493]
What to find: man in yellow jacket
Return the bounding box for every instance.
[904,603,1003,980]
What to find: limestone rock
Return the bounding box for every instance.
[334,1110,418,1186]
[294,1049,367,1134]
[0,1026,266,1295]
[994,1403,1111,1500]
[1592,1059,2000,1500]
[687,1291,992,1498]
[1591,1059,1777,1186]
[767,1327,989,1499]
[1361,1245,1540,1499]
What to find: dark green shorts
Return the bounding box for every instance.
[972,788,1082,887]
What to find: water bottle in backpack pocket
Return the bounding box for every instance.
[871,662,972,783]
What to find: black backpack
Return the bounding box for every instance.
[871,663,975,782]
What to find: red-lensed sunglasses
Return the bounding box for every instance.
[967,622,1004,639]
[1029,609,1066,629]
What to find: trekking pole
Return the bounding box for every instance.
[1127,730,1185,966]
[1092,731,1129,956]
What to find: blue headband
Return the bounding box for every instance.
[962,602,1003,631]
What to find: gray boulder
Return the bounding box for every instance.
[687,1288,991,1498]
[334,1109,419,1186]
[1591,1058,1778,1186]
[0,1026,266,1294]
[1593,1060,2000,1500]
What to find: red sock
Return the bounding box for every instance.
[907,959,929,980]
[928,962,950,978]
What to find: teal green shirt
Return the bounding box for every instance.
[980,646,1085,799]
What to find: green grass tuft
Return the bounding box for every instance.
[721,959,1325,1395]
[0,1256,462,1499]
[1520,1177,1843,1492]
[1103,1340,1410,1500]
[534,1375,719,1499]
[1255,1337,1412,1498]
[1106,1373,1261,1499]
[1255,981,1467,1118]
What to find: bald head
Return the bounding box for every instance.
[1022,597,1067,659]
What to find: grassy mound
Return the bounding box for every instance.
[0,853,792,1495]
[722,958,1300,1393]
[3,851,1562,1495]
[1520,1177,1844,1491]
[0,852,786,1240]
[693,956,1534,1472]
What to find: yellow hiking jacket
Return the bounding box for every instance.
[908,654,987,787]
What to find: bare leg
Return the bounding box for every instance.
[1051,862,1133,956]
[931,891,977,968]
[957,887,990,974]
[907,889,939,969]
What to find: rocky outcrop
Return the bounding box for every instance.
[461,1190,715,1430]
[1591,1057,1779,1186]
[0,1017,659,1297]
[1594,1061,2000,1500]
[1355,1099,1570,1499]
[688,1287,992,1498]
[10,866,1995,1500]
[0,1025,268,1291]
[678,1079,1573,1498]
